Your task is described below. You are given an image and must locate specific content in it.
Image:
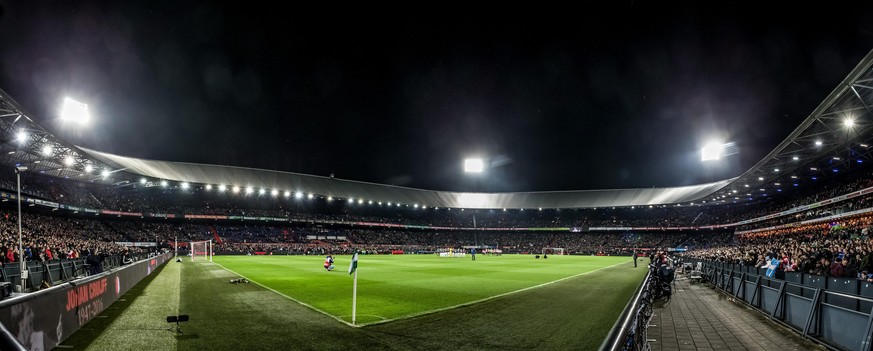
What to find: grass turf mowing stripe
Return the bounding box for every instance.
[213,255,630,325]
[367,260,647,350]
[357,260,627,327]
[63,257,645,350]
[214,262,356,327]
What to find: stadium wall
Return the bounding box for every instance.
[0,252,171,350]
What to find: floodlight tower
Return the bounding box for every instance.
[844,118,856,169]
[463,158,484,245]
[61,97,90,124]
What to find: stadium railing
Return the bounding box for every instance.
[599,265,655,351]
[691,260,873,351]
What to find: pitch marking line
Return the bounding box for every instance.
[358,261,629,327]
[213,262,357,327]
[215,260,631,328]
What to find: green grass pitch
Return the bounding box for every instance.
[60,254,647,350]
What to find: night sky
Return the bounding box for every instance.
[1,2,873,192]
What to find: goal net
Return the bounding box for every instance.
[191,240,213,262]
[543,248,566,256]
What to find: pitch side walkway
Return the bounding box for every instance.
[647,273,825,351]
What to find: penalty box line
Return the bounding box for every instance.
[357,260,630,327]
[213,262,357,328]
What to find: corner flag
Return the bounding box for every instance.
[348,252,359,275]
[349,252,359,325]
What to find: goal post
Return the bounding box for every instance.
[542,247,566,256]
[191,240,213,262]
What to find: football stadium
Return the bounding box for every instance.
[2,4,873,351]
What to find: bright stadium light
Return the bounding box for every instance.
[16,130,26,143]
[284,191,291,197]
[64,156,74,166]
[271,189,278,196]
[181,182,190,189]
[845,118,856,128]
[464,158,484,173]
[206,184,213,191]
[258,188,265,195]
[232,185,240,193]
[815,140,823,146]
[161,180,168,187]
[219,184,227,192]
[701,142,725,161]
[140,178,147,184]
[295,191,304,199]
[348,198,354,203]
[42,145,53,157]
[327,196,333,201]
[358,199,363,204]
[308,194,314,200]
[101,169,110,178]
[84,164,93,173]
[61,97,90,124]
[246,187,254,194]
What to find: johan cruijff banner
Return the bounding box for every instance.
[0,253,171,350]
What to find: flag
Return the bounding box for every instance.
[348,252,358,275]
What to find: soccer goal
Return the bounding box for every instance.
[543,247,566,256]
[191,240,213,262]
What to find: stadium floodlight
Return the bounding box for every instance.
[258,188,265,195]
[218,184,226,192]
[348,198,354,203]
[422,205,427,209]
[792,156,799,161]
[464,158,484,173]
[295,191,303,199]
[308,194,314,200]
[844,118,856,128]
[327,196,333,201]
[205,184,212,190]
[64,156,74,166]
[232,185,240,193]
[284,191,290,197]
[245,187,254,194]
[139,178,147,184]
[161,180,168,187]
[61,97,90,124]
[387,202,392,206]
[413,204,419,208]
[700,142,725,161]
[368,200,373,205]
[271,189,278,196]
[16,130,26,143]
[815,140,822,146]
[101,169,110,178]
[358,199,363,204]
[378,202,383,205]
[181,182,190,190]
[84,164,93,173]
[42,145,53,157]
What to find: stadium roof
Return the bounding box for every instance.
[0,50,872,209]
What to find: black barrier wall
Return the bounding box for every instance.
[694,260,873,351]
[0,253,171,350]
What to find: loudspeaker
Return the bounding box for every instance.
[0,282,12,298]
